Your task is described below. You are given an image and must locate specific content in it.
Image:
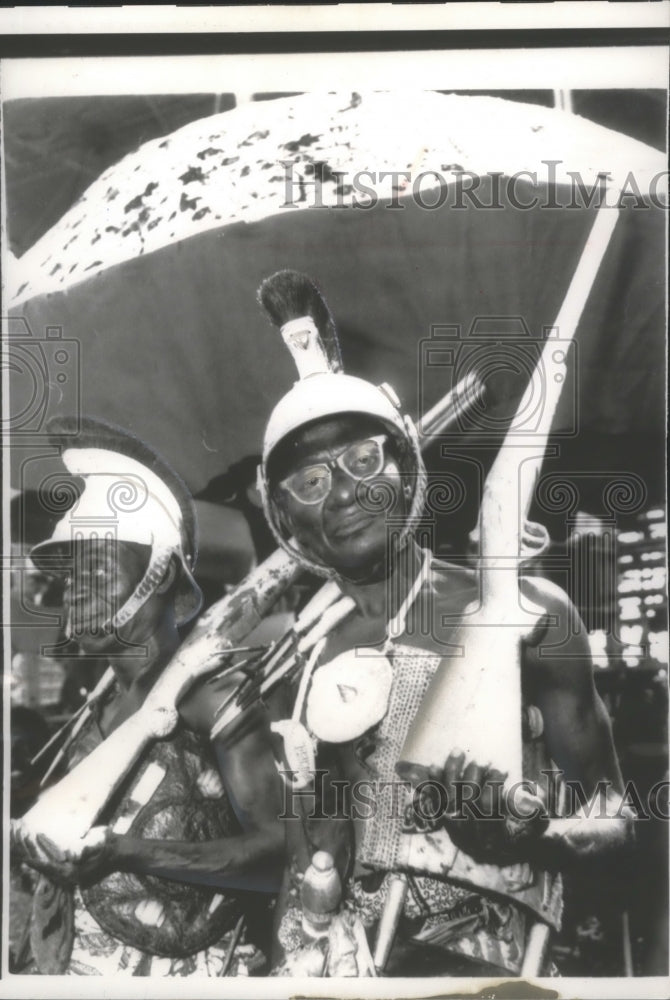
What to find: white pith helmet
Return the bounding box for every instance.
[262,372,409,464]
[30,416,203,630]
[256,271,426,577]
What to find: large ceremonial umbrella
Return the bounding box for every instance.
[7,91,666,514]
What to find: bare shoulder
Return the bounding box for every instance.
[519,572,575,618]
[178,669,247,735]
[429,560,575,617]
[518,574,595,695]
[429,561,579,627]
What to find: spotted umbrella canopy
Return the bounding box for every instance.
[7,90,666,504]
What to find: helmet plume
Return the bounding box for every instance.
[257,270,343,375]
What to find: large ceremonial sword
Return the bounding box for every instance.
[374,202,622,976]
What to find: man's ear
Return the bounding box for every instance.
[156,556,179,595]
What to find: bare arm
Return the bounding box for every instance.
[522,577,634,868]
[270,741,353,967]
[110,679,286,891]
[437,577,634,870]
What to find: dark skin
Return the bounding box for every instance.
[270,415,409,583]
[271,416,633,883]
[13,539,284,893]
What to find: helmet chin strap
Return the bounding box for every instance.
[401,416,428,534]
[260,481,338,579]
[107,543,174,631]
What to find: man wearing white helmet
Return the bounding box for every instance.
[11,417,283,977]
[257,271,633,977]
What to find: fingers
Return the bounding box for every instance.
[442,753,509,814]
[479,767,507,819]
[504,785,549,841]
[503,782,545,819]
[9,820,25,854]
[11,825,105,884]
[463,759,486,787]
[80,826,108,858]
[10,824,50,874]
[427,764,442,782]
[14,825,48,864]
[436,757,549,864]
[514,789,545,819]
[35,832,68,863]
[439,754,544,835]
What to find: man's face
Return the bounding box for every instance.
[270,416,409,579]
[59,539,150,650]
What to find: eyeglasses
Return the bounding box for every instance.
[280,435,388,506]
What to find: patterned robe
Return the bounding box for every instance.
[28,684,264,976]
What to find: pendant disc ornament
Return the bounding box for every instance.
[306,649,393,743]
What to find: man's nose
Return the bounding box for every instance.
[327,466,358,506]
